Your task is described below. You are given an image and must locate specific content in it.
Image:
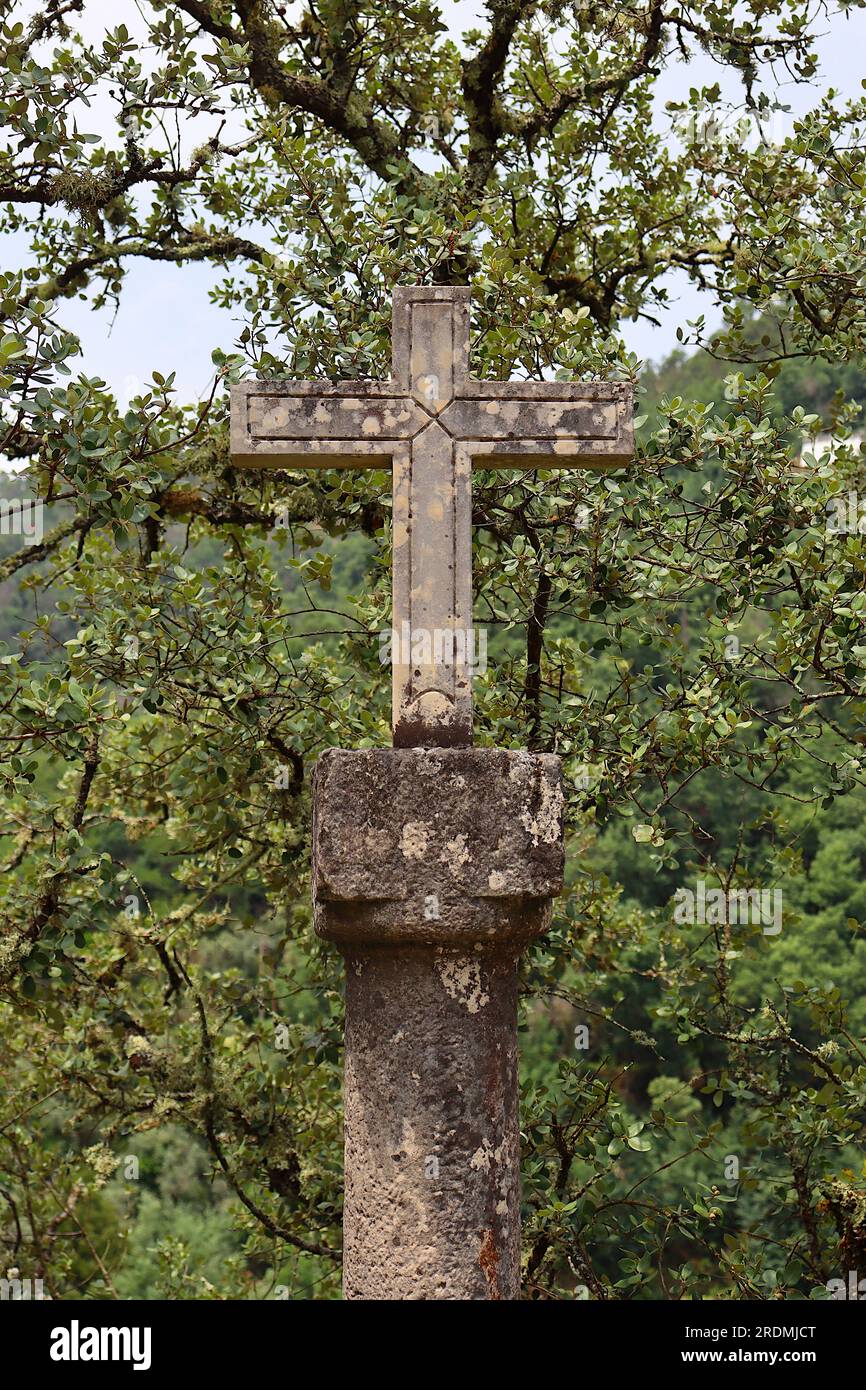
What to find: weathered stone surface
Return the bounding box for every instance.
[441,392,624,442]
[230,286,634,748]
[312,746,564,1300]
[231,382,428,462]
[341,943,522,1300]
[391,284,470,409]
[313,747,564,945]
[391,425,473,748]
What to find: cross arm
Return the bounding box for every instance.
[229,380,428,468]
[439,381,633,467]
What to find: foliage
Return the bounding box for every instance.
[1,0,866,1300]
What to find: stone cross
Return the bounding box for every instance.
[231,286,632,747]
[231,287,634,1301]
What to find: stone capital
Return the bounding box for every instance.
[312,746,564,949]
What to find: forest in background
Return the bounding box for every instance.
[3,327,864,1298]
[3,0,866,1302]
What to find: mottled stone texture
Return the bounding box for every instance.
[313,747,564,1300]
[230,286,633,748]
[341,945,522,1300]
[313,747,563,943]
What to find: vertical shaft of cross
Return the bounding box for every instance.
[341,941,523,1299]
[391,288,473,747]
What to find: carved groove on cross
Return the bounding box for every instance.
[230,286,634,748]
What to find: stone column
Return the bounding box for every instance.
[312,746,564,1301]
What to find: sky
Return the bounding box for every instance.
[7,0,866,406]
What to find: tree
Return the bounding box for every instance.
[1,0,865,1299]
